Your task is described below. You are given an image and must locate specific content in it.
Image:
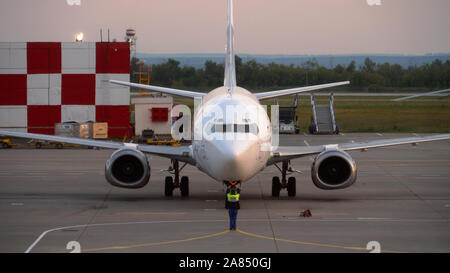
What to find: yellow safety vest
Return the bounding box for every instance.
[227,193,240,202]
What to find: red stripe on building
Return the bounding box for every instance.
[27,105,61,134]
[61,74,95,105]
[27,42,61,74]
[0,74,27,105]
[96,42,130,73]
[96,105,130,137]
[104,127,129,138]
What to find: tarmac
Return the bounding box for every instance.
[0,133,449,253]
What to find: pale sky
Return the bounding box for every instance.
[0,0,449,55]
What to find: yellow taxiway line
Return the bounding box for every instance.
[80,227,403,253]
[82,230,231,252]
[236,229,404,253]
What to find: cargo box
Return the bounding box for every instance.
[76,123,91,139]
[92,122,108,139]
[54,123,77,137]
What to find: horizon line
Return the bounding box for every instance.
[136,52,450,57]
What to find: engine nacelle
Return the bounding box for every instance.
[105,148,150,189]
[311,149,357,190]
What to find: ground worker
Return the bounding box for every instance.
[225,182,240,208]
[226,185,240,230]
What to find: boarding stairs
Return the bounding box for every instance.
[310,93,338,134]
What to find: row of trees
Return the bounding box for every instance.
[131,56,450,92]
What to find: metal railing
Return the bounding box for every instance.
[310,93,318,133]
[329,93,337,133]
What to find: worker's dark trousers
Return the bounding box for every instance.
[228,208,238,230]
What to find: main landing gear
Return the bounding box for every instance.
[272,161,300,197]
[164,159,189,197]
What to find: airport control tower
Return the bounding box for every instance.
[125,28,137,59]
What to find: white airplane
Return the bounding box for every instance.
[1,0,450,198]
[393,88,450,101]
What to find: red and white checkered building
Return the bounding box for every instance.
[0,42,131,137]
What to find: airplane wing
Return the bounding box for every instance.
[393,88,450,101]
[268,134,450,165]
[255,81,350,100]
[0,130,195,165]
[109,80,205,99]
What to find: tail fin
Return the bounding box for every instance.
[224,0,236,89]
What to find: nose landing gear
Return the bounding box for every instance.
[164,159,189,197]
[272,160,300,197]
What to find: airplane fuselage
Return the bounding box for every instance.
[192,87,272,183]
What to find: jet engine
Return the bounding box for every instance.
[105,148,150,189]
[311,149,357,190]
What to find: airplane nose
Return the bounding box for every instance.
[213,140,258,181]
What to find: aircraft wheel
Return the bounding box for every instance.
[2,143,9,149]
[56,143,63,149]
[287,177,296,197]
[180,176,189,197]
[272,176,281,197]
[35,143,41,149]
[165,176,174,197]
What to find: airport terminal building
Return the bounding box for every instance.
[0,42,131,137]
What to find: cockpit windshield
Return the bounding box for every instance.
[211,123,259,135]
